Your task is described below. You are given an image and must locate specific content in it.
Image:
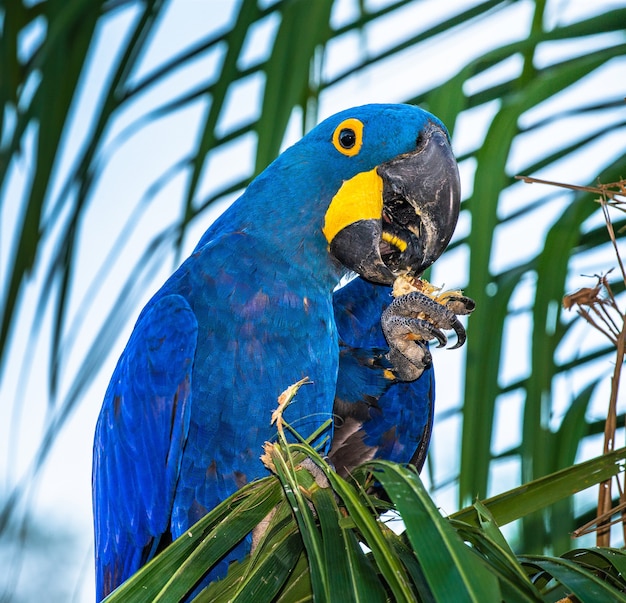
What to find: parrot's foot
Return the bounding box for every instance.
[382,289,475,381]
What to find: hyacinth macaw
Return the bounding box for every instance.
[93,103,464,599]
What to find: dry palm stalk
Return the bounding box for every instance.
[519,176,626,547]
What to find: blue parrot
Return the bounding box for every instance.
[92,103,464,599]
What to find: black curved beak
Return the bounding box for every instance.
[329,220,394,283]
[328,122,460,284]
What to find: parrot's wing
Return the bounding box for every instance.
[93,293,197,597]
[330,277,434,476]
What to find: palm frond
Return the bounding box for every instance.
[103,392,626,602]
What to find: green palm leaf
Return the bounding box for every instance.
[103,412,626,601]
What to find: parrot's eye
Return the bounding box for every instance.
[332,118,364,157]
[339,129,356,148]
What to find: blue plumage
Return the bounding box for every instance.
[93,104,459,599]
[330,277,434,473]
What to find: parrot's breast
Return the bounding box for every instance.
[166,233,339,540]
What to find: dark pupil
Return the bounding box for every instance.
[339,128,356,149]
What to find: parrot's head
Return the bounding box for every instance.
[210,104,460,286]
[309,103,460,284]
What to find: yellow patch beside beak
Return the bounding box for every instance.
[322,168,383,243]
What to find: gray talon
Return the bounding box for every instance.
[381,290,475,381]
[449,315,465,349]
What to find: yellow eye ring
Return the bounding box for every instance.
[332,118,364,157]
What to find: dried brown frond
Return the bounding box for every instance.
[270,377,312,435]
[519,175,626,547]
[562,283,603,310]
[563,273,621,346]
[515,175,626,208]
[260,441,277,473]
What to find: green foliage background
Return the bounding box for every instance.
[1,0,625,599]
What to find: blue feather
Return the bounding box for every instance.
[331,276,434,473]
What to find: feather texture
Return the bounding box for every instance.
[93,104,450,599]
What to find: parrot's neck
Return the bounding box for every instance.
[205,167,348,292]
